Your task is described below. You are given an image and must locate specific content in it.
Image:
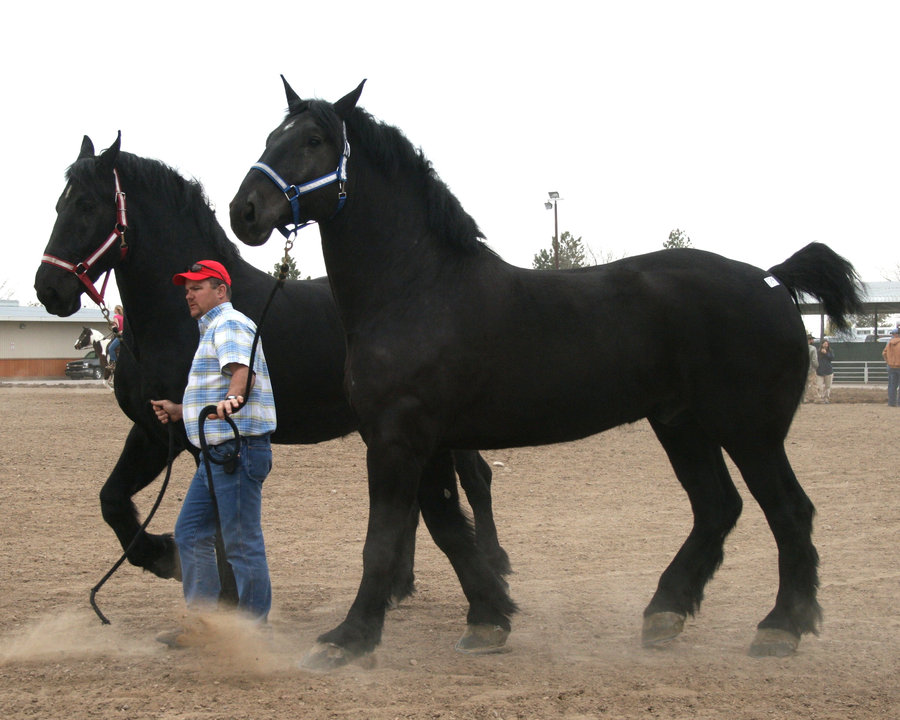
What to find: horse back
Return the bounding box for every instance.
[348,249,806,449]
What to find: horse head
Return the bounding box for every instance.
[35,133,125,316]
[74,326,93,350]
[230,78,366,245]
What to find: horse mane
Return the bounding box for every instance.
[302,100,489,255]
[67,150,241,264]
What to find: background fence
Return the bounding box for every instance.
[831,360,888,385]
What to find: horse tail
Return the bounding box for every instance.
[768,242,863,331]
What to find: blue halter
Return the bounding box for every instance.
[250,122,350,237]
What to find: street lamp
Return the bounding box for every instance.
[544,191,560,269]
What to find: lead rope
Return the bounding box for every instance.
[89,237,296,624]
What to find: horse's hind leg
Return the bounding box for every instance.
[643,418,743,646]
[390,450,510,609]
[389,503,419,607]
[452,450,511,578]
[418,451,517,654]
[728,443,821,657]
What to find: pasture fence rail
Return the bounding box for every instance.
[831,360,889,385]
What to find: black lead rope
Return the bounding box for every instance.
[89,259,292,624]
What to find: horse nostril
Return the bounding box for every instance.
[230,197,256,229]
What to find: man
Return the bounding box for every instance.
[883,327,900,407]
[803,333,818,404]
[151,260,276,646]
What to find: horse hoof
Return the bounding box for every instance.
[748,628,799,657]
[298,643,375,672]
[641,612,685,647]
[455,624,511,655]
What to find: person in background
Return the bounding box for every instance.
[815,339,835,403]
[150,260,276,648]
[882,328,900,407]
[106,305,124,366]
[802,333,818,403]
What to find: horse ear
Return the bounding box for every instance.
[332,80,366,120]
[79,136,95,160]
[281,75,304,113]
[98,131,122,172]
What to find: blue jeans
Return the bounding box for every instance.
[888,367,900,406]
[107,337,120,364]
[175,434,273,619]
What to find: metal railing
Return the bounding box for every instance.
[831,360,889,385]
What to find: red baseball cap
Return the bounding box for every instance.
[172,260,232,286]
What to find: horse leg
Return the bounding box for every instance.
[383,454,503,609]
[452,450,511,578]
[642,418,743,647]
[417,451,517,654]
[302,435,425,670]
[389,502,419,608]
[99,424,183,580]
[728,443,821,657]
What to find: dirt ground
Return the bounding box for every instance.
[1,385,897,719]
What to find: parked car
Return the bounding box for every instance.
[66,351,103,380]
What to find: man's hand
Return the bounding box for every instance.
[150,399,182,424]
[212,394,244,420]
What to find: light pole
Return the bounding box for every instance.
[544,191,560,269]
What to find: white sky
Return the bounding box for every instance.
[4,1,899,335]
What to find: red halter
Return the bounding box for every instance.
[41,168,129,306]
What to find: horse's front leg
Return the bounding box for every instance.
[99,423,183,580]
[301,435,423,670]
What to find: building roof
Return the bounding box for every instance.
[797,281,900,316]
[0,300,105,324]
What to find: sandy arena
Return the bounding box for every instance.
[0,385,897,719]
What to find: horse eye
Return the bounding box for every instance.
[308,137,322,147]
[75,197,95,213]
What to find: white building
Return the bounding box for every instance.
[0,300,108,378]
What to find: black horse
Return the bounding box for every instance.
[34,134,509,608]
[229,78,863,668]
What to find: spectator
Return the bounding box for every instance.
[802,333,818,403]
[882,328,900,407]
[816,339,834,403]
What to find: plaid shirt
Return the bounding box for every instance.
[182,302,276,448]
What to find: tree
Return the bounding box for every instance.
[663,228,691,249]
[532,231,587,270]
[584,246,628,265]
[270,255,305,281]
